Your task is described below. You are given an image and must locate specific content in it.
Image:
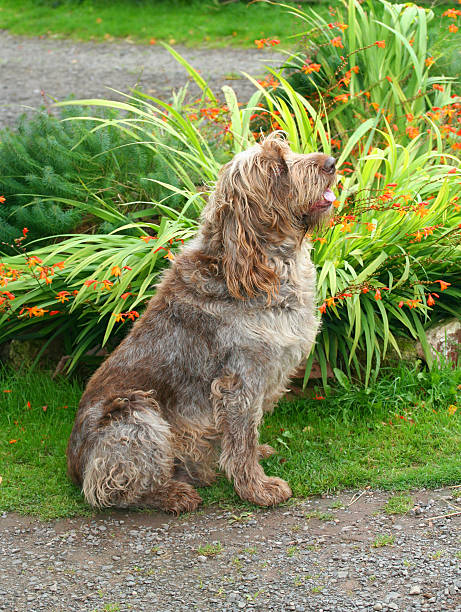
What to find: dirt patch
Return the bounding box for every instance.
[0,31,283,129]
[1,487,460,611]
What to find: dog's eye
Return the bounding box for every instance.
[323,157,336,173]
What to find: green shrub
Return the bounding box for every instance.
[0,43,459,382]
[276,0,456,152]
[0,105,185,247]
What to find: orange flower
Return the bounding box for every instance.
[52,261,65,270]
[55,291,71,303]
[336,22,348,31]
[301,63,321,74]
[49,311,60,316]
[140,235,156,243]
[326,297,336,308]
[84,279,98,288]
[22,227,29,238]
[126,311,140,321]
[436,280,451,291]
[340,220,354,233]
[375,40,385,48]
[405,113,414,121]
[370,102,380,111]
[319,302,327,314]
[113,313,126,323]
[101,280,114,291]
[374,289,382,301]
[414,204,429,219]
[448,24,459,32]
[406,125,419,139]
[364,222,376,232]
[27,256,43,268]
[331,36,344,48]
[121,292,132,300]
[0,195,5,204]
[425,57,435,67]
[427,294,435,306]
[442,8,461,18]
[111,265,122,277]
[452,142,461,150]
[351,65,359,74]
[433,84,444,92]
[334,94,349,103]
[9,439,18,444]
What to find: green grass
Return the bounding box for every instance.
[196,542,223,556]
[0,0,308,48]
[383,493,413,515]
[0,361,460,520]
[0,0,456,50]
[372,533,395,548]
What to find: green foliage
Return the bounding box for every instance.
[0,105,184,246]
[0,38,459,380]
[280,0,456,140]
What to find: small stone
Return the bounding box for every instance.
[197,555,207,562]
[373,604,383,611]
[410,585,422,595]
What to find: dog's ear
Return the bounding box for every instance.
[210,135,297,302]
[221,196,279,301]
[259,135,290,178]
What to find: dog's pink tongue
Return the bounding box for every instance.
[323,188,336,202]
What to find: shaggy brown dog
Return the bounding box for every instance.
[67,133,336,513]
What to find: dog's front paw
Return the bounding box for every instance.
[258,444,277,459]
[238,477,292,507]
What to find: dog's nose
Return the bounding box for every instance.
[323,156,336,173]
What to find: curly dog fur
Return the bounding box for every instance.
[67,133,336,513]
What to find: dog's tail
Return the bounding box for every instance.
[69,390,201,513]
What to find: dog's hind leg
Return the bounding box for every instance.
[79,391,202,514]
[212,374,292,507]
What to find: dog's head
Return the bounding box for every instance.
[204,133,337,300]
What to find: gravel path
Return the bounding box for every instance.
[1,488,460,611]
[0,31,283,129]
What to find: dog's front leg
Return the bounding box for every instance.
[211,374,292,507]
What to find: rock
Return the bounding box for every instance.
[416,318,461,365]
[410,585,422,595]
[291,358,334,381]
[373,604,383,611]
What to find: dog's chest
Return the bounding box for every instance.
[241,246,319,369]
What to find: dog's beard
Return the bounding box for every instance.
[300,187,336,231]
